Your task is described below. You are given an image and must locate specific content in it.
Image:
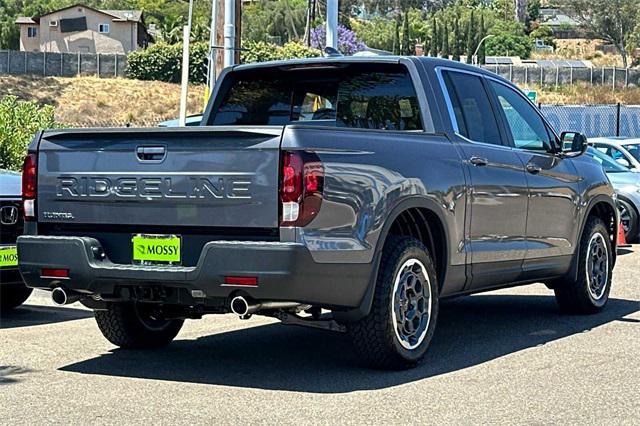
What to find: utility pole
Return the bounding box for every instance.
[179,0,194,127]
[326,0,338,50]
[214,0,241,76]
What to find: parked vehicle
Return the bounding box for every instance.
[0,170,32,310]
[584,147,640,243]
[17,57,618,369]
[589,137,640,172]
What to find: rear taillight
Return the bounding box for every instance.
[22,153,37,220]
[280,151,323,227]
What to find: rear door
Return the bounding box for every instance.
[36,127,282,228]
[439,69,529,289]
[487,79,581,270]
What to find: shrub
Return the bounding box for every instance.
[0,96,56,171]
[126,42,209,84]
[241,41,321,63]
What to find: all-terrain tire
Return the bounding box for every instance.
[554,217,613,314]
[0,286,33,310]
[94,302,184,349]
[348,236,439,370]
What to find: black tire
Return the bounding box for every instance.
[554,217,613,314]
[618,199,638,243]
[0,285,33,310]
[94,302,184,349]
[348,236,439,370]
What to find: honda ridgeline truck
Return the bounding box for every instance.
[17,57,618,369]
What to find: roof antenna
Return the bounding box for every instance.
[324,47,342,57]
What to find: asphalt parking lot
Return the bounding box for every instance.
[1,247,639,425]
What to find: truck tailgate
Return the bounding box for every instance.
[36,127,282,228]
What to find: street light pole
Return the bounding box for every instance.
[326,0,337,50]
[472,34,493,65]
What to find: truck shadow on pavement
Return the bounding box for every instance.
[0,305,93,329]
[60,294,638,393]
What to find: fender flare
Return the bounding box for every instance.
[565,194,618,282]
[334,196,451,323]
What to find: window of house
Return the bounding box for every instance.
[27,27,38,38]
[99,23,110,33]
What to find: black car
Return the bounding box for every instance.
[1,169,31,310]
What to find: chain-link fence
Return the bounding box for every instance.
[540,104,640,138]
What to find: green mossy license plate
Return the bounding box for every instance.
[132,234,181,264]
[0,245,18,268]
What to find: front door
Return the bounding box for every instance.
[440,70,529,289]
[488,80,581,277]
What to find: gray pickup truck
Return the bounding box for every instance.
[18,57,618,369]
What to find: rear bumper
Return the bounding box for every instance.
[17,235,372,308]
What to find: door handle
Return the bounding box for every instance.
[136,146,166,162]
[526,164,542,174]
[469,156,488,167]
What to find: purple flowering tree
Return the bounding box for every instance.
[310,24,367,55]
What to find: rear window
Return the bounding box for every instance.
[209,64,423,131]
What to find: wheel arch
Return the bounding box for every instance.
[334,196,451,323]
[566,195,618,282]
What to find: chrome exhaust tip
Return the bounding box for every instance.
[51,287,80,306]
[230,296,250,317]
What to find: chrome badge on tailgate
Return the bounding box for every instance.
[55,174,253,200]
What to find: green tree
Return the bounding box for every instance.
[441,20,450,58]
[393,16,401,54]
[485,20,532,58]
[452,17,461,61]
[430,16,438,56]
[477,12,486,64]
[466,10,475,63]
[402,11,412,55]
[530,25,555,48]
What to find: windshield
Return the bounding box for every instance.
[621,143,640,162]
[585,147,628,173]
[209,64,423,131]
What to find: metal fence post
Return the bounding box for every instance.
[114,54,118,77]
[60,52,63,76]
[625,67,629,88]
[524,66,528,85]
[590,66,593,85]
[612,67,616,91]
[601,67,605,85]
[77,52,81,75]
[24,51,27,74]
[555,66,559,88]
[97,53,100,77]
[569,66,573,85]
[616,102,621,137]
[540,67,543,86]
[509,64,513,82]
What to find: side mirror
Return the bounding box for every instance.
[560,132,587,155]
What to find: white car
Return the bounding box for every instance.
[589,137,640,172]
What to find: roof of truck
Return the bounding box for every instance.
[231,55,502,79]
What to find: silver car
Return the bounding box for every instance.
[589,137,640,172]
[585,147,640,242]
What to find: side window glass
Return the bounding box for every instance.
[489,81,552,152]
[336,72,422,131]
[442,71,502,145]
